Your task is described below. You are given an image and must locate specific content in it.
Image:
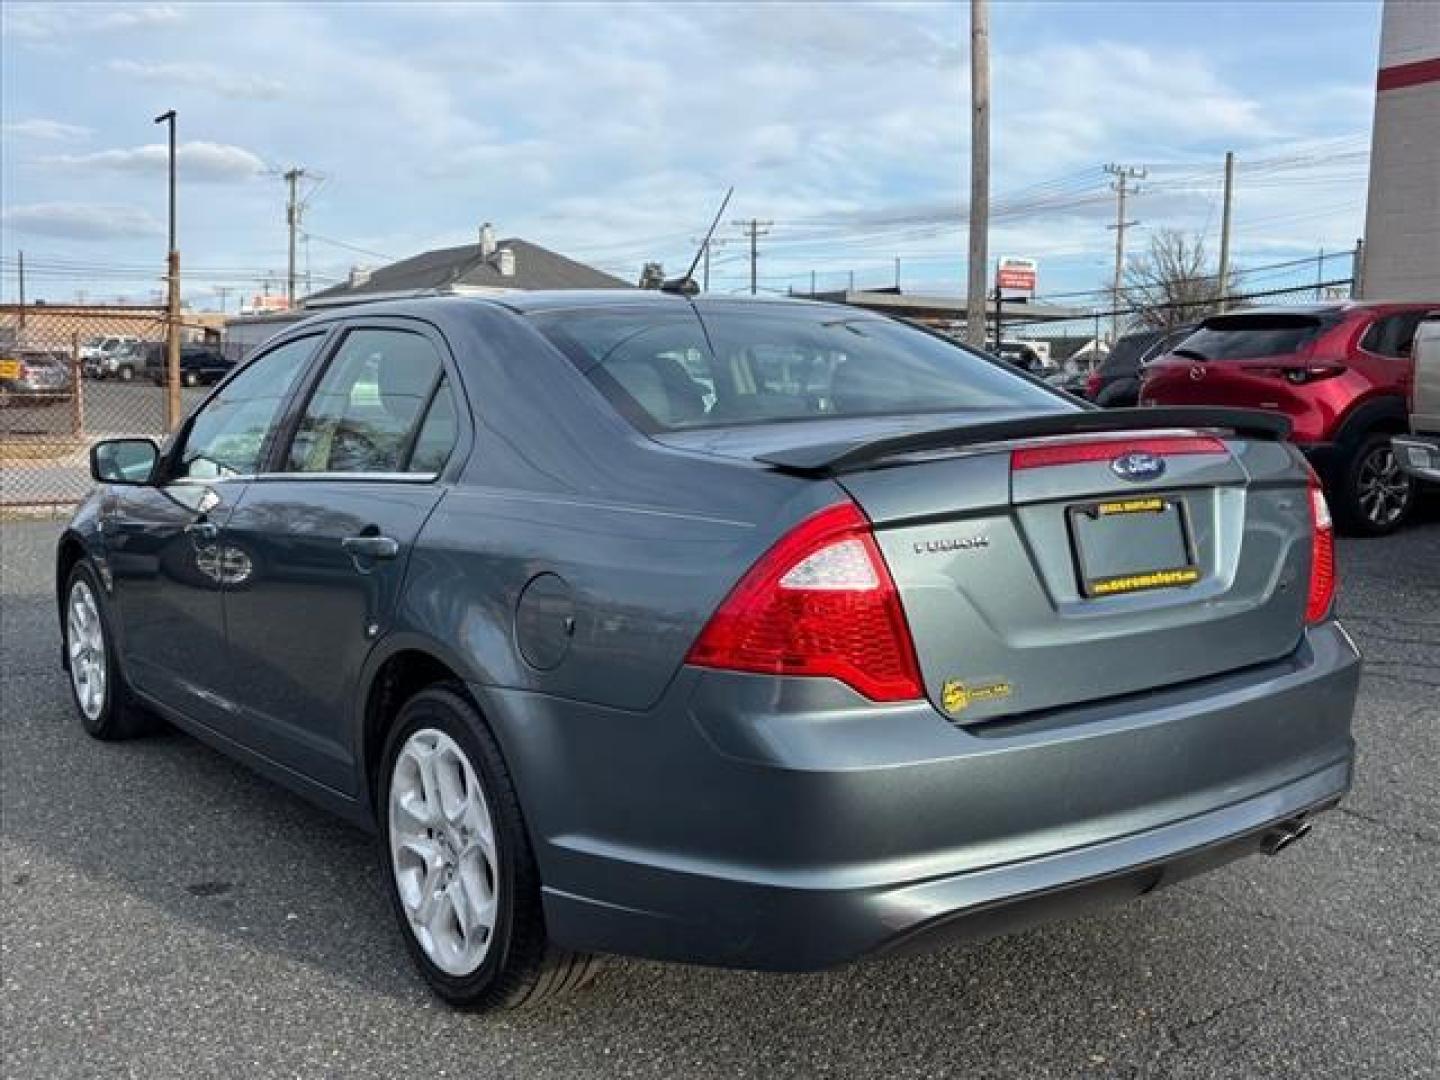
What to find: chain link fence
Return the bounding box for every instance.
[0,305,211,511]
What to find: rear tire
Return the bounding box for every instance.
[63,562,160,740]
[378,684,600,1009]
[1331,433,1414,537]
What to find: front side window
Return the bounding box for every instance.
[534,306,1067,432]
[285,328,444,473]
[179,335,317,479]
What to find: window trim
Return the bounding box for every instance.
[264,316,465,482]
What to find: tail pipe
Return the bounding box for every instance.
[1260,818,1313,857]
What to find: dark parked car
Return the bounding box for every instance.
[0,348,73,406]
[1087,325,1196,407]
[144,342,235,387]
[59,294,1358,1011]
[1141,302,1435,535]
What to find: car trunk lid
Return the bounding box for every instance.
[705,408,1312,722]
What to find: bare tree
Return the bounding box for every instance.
[1119,229,1234,331]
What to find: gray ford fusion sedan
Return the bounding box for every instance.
[57,292,1359,1009]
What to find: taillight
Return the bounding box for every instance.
[686,502,923,702]
[1305,478,1336,624]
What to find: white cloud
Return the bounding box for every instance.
[1,202,162,240]
[3,3,181,42]
[97,4,182,31]
[2,118,93,142]
[42,141,267,182]
[106,59,285,100]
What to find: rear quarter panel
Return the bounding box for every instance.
[393,303,836,712]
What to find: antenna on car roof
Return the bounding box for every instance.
[660,186,734,297]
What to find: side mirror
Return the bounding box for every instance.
[91,438,159,485]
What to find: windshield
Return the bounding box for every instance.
[534,305,1066,432]
[1179,313,1332,361]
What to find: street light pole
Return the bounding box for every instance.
[154,109,181,431]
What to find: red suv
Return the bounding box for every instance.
[1140,302,1434,535]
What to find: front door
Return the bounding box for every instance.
[219,324,462,794]
[104,333,323,730]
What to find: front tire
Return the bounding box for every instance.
[63,562,158,740]
[1332,433,1414,536]
[378,684,599,1009]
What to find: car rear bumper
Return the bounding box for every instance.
[481,620,1360,971]
[1393,435,1440,483]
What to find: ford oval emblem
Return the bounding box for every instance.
[1111,451,1166,482]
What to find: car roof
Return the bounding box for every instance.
[483,289,846,316]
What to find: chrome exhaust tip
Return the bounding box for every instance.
[1261,819,1312,856]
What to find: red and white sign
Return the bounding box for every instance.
[996,256,1038,295]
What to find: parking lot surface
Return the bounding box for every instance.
[2,507,1436,1079]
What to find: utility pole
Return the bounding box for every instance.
[690,235,729,292]
[735,219,772,295]
[965,0,990,348]
[284,166,306,307]
[213,285,233,314]
[1216,150,1234,312]
[16,250,24,331]
[154,108,181,431]
[1104,162,1145,343]
[1316,246,1326,299]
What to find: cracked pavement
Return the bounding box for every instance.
[2,499,1437,1079]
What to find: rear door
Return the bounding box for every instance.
[842,430,1312,723]
[218,320,465,794]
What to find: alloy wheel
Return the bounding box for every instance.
[1356,444,1411,528]
[388,728,499,976]
[67,579,107,721]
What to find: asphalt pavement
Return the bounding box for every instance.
[2,507,1437,1079]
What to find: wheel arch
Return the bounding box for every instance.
[55,529,92,665]
[356,634,490,817]
[1332,393,1410,449]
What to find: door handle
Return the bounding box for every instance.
[185,520,219,541]
[341,534,400,560]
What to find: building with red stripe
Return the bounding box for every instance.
[1360,0,1440,299]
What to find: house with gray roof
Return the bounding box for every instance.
[302,224,631,308]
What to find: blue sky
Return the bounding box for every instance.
[1,1,1382,308]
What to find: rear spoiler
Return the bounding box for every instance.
[755,407,1293,476]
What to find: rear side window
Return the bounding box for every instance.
[1361,312,1426,358]
[285,328,444,473]
[408,378,458,473]
[1180,313,1330,361]
[534,306,1066,432]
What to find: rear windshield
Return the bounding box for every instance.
[1100,331,1162,375]
[534,305,1065,432]
[1179,313,1331,361]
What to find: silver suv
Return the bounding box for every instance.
[1395,313,1440,482]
